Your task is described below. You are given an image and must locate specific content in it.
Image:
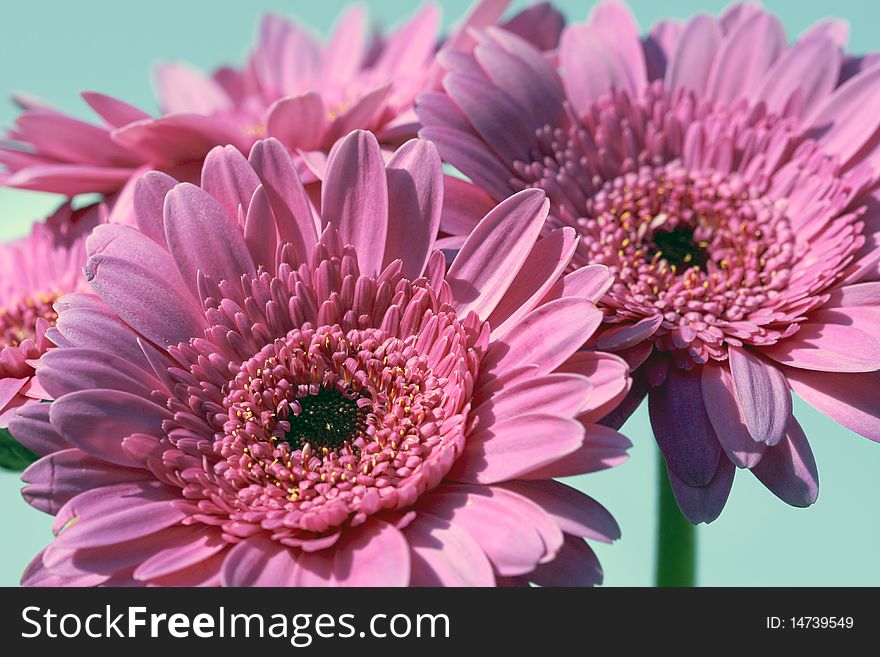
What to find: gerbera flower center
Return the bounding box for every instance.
[281,387,365,451]
[648,226,707,270]
[0,291,61,348]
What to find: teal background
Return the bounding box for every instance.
[1,0,878,586]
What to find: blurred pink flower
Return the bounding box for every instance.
[0,1,563,200]
[14,131,629,587]
[0,203,98,428]
[419,0,880,522]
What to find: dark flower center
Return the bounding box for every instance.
[649,226,708,271]
[281,387,365,451]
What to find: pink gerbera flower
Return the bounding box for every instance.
[13,131,630,587]
[0,1,562,200]
[418,1,880,522]
[0,203,98,432]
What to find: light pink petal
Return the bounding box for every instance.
[501,1,564,50]
[133,171,177,247]
[588,0,647,92]
[244,185,278,271]
[806,66,880,166]
[474,373,592,422]
[701,362,766,468]
[406,514,495,587]
[84,225,207,347]
[54,482,185,549]
[266,92,326,152]
[557,351,630,422]
[826,281,880,307]
[667,456,735,524]
[421,487,550,577]
[164,182,257,292]
[374,4,440,77]
[5,163,134,195]
[801,17,849,47]
[761,323,880,372]
[481,298,602,379]
[757,36,841,117]
[323,5,367,81]
[22,448,149,515]
[560,24,634,117]
[220,536,298,587]
[200,144,261,221]
[81,91,150,128]
[596,314,663,351]
[451,414,583,484]
[155,62,232,115]
[728,346,792,446]
[541,264,613,304]
[521,422,631,478]
[331,519,410,586]
[785,368,880,442]
[487,227,578,339]
[50,389,170,467]
[648,366,721,486]
[0,377,27,411]
[448,189,549,319]
[321,130,388,275]
[248,138,317,263]
[382,139,444,280]
[752,418,819,507]
[705,11,785,104]
[499,479,620,543]
[529,535,603,587]
[112,113,249,164]
[664,15,723,94]
[327,84,393,141]
[438,175,495,236]
[132,527,226,581]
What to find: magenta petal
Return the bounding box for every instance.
[382,139,444,280]
[134,528,226,581]
[542,264,613,305]
[761,322,880,372]
[7,403,70,456]
[266,92,326,151]
[200,145,261,221]
[475,373,592,423]
[406,514,495,586]
[112,113,249,164]
[448,189,549,319]
[321,130,388,275]
[786,368,880,442]
[5,163,134,195]
[596,314,663,351]
[667,456,735,524]
[727,346,791,446]
[40,348,158,400]
[648,366,721,487]
[50,389,170,467]
[521,423,631,478]
[438,175,496,235]
[701,362,766,468]
[164,182,257,291]
[751,418,819,507]
[331,519,410,586]
[244,185,278,271]
[81,91,150,128]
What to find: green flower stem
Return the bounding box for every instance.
[655,452,696,587]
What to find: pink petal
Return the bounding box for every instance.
[487,227,578,339]
[406,514,495,586]
[557,351,630,423]
[451,414,583,484]
[50,390,169,467]
[5,163,133,195]
[39,348,158,400]
[84,226,207,347]
[0,377,27,411]
[133,171,177,247]
[7,403,70,456]
[528,535,603,587]
[321,130,388,275]
[327,84,392,141]
[323,6,368,81]
[826,281,880,307]
[164,182,257,292]
[438,175,495,236]
[474,373,592,422]
[541,264,613,304]
[220,536,297,587]
[752,418,819,507]
[382,139,444,280]
[521,422,631,478]
[701,362,766,468]
[499,479,620,543]
[648,366,722,486]
[727,346,792,446]
[596,314,663,351]
[665,15,723,94]
[112,113,249,164]
[560,24,634,116]
[130,527,226,581]
[705,11,785,104]
[448,189,549,319]
[785,368,880,442]
[481,298,602,379]
[587,0,647,92]
[81,91,150,128]
[266,92,326,151]
[331,519,410,586]
[200,144,261,221]
[155,62,232,115]
[244,185,278,271]
[757,36,841,117]
[761,322,880,372]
